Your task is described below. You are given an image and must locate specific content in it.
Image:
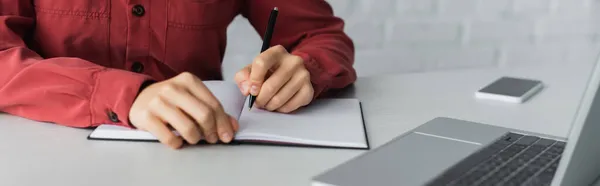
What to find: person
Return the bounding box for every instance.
[0,0,356,149]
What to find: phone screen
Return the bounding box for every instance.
[478,77,542,97]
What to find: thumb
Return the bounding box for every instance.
[234,65,251,96]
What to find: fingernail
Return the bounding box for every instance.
[250,85,258,95]
[242,82,249,93]
[221,132,232,142]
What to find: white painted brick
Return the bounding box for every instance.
[355,0,396,19]
[221,54,254,81]
[535,36,599,51]
[220,0,600,77]
[346,21,386,50]
[354,49,424,77]
[389,21,462,43]
[354,45,497,76]
[539,36,597,49]
[324,0,354,18]
[552,0,591,15]
[511,0,552,17]
[395,0,438,16]
[476,0,512,18]
[225,17,262,55]
[407,45,498,70]
[438,0,477,18]
[469,20,536,43]
[500,43,568,67]
[434,48,498,69]
[500,40,599,68]
[532,38,600,68]
[538,20,596,39]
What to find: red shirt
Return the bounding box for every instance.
[0,0,356,128]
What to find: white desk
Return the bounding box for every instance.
[0,62,595,186]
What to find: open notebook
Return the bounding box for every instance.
[88,81,369,150]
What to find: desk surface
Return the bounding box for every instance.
[0,62,596,186]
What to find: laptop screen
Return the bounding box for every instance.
[553,54,600,186]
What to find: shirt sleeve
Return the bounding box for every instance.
[0,1,154,128]
[241,0,357,98]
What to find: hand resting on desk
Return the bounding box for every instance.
[129,72,240,149]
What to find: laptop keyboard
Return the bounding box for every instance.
[425,132,565,186]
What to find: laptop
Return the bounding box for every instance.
[312,59,600,185]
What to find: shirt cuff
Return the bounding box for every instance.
[90,69,154,128]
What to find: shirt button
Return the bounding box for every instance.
[132,5,145,17]
[108,111,119,122]
[131,62,144,73]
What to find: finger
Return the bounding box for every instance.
[215,113,234,143]
[148,97,201,144]
[158,83,218,144]
[255,56,303,107]
[249,45,287,95]
[174,72,222,109]
[143,113,183,149]
[173,72,233,143]
[174,72,228,117]
[234,65,251,96]
[277,83,314,113]
[230,116,239,132]
[263,69,308,111]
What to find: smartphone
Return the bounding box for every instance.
[475,76,544,103]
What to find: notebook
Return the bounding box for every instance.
[87,81,370,150]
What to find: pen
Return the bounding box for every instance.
[249,7,279,110]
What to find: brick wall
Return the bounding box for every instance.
[221,0,600,79]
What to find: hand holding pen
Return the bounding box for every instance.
[234,7,314,113]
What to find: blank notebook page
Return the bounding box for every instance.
[203,81,246,118]
[236,98,367,148]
